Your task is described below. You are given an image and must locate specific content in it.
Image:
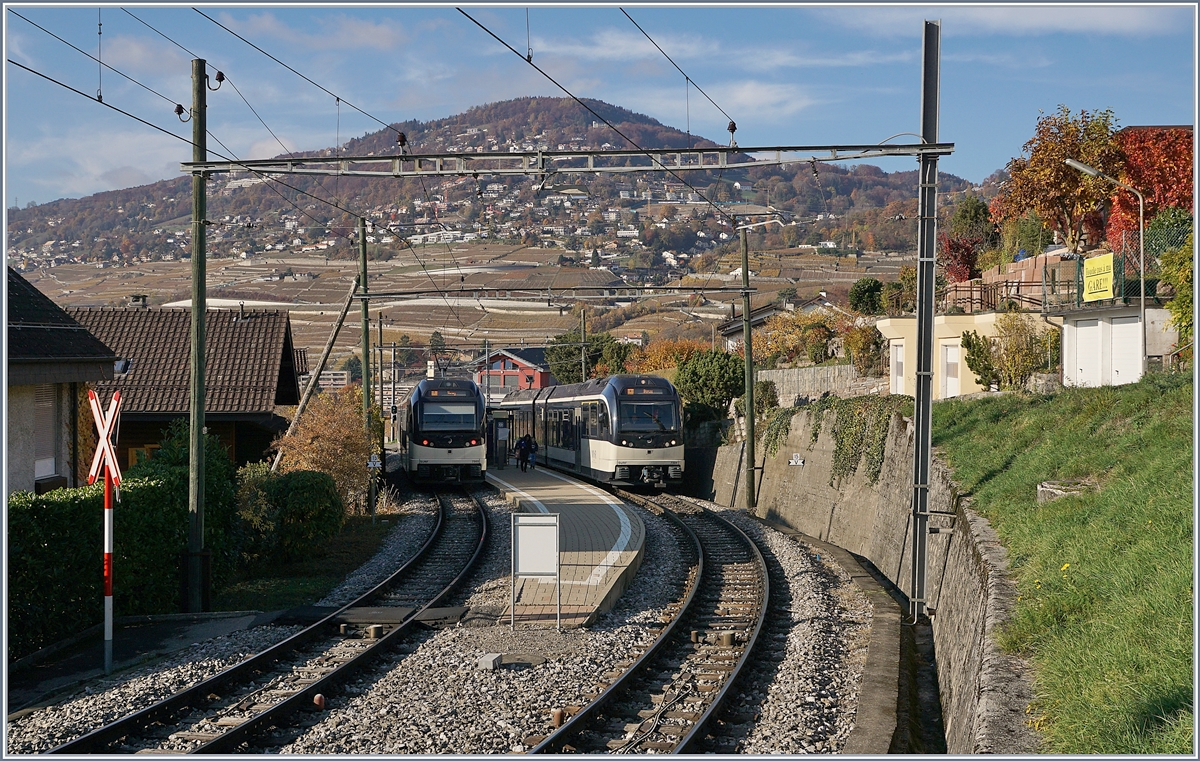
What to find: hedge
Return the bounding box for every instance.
[7,423,239,663]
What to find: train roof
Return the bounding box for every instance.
[497,374,676,404]
[409,377,482,400]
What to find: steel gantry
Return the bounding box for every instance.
[180,20,951,624]
[183,142,953,180]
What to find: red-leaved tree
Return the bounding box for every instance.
[1106,126,1194,245]
[937,233,983,283]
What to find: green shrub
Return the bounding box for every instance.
[236,465,344,564]
[261,471,344,561]
[6,421,239,662]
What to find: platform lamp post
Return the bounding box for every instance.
[1065,158,1147,376]
[733,217,795,512]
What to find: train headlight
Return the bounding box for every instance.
[422,439,429,446]
[621,439,627,446]
[470,439,477,446]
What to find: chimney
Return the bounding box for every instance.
[129,294,148,309]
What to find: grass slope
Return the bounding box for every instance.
[931,372,1194,754]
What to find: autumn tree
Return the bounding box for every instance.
[626,337,707,373]
[989,106,1122,253]
[848,277,884,314]
[273,385,381,513]
[937,232,983,283]
[1105,126,1194,246]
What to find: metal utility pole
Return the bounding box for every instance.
[186,58,207,614]
[740,226,756,511]
[272,276,359,472]
[580,308,587,382]
[484,337,491,404]
[378,313,385,412]
[909,20,941,622]
[358,218,376,519]
[390,342,397,442]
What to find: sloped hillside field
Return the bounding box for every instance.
[932,371,1193,754]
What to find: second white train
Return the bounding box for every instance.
[495,374,684,488]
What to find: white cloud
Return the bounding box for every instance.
[816,5,1185,38]
[10,126,182,200]
[218,11,409,52]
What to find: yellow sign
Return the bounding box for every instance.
[1083,253,1115,302]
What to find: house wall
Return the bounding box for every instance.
[876,313,1002,399]
[7,383,75,496]
[1061,306,1176,387]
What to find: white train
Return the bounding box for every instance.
[495,375,684,488]
[398,378,487,483]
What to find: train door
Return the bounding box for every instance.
[574,407,582,470]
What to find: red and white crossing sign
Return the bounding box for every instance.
[87,388,122,675]
[87,389,123,487]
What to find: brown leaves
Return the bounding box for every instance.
[273,385,380,514]
[991,105,1122,253]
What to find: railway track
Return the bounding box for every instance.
[530,490,769,754]
[48,489,488,755]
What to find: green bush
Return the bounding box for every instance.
[676,348,744,416]
[261,471,345,562]
[6,421,239,662]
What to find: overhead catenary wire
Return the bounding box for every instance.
[619,8,735,126]
[187,6,466,324]
[457,7,739,228]
[193,8,404,140]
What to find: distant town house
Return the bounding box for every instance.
[473,348,554,404]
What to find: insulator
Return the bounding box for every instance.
[174,104,185,116]
[214,71,225,83]
[396,132,408,146]
[727,120,736,134]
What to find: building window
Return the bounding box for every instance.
[891,343,905,395]
[502,374,519,388]
[34,385,58,478]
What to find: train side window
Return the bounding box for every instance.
[598,403,610,438]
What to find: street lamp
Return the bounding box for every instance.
[732,217,796,511]
[1065,158,1147,375]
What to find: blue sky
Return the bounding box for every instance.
[3,3,1195,207]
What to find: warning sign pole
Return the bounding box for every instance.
[103,468,114,674]
[88,389,123,675]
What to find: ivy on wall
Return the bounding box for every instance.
[802,394,914,486]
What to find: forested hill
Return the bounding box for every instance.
[7,96,977,263]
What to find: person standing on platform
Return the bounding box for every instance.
[529,437,538,470]
[515,434,530,472]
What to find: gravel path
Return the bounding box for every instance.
[703,500,873,754]
[276,488,690,754]
[5,492,438,755]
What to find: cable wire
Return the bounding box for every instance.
[192,8,402,138]
[122,8,200,59]
[457,8,735,228]
[619,8,735,125]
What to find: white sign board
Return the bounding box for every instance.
[511,513,560,629]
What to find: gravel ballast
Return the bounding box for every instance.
[8,485,874,755]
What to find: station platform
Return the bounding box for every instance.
[485,466,645,629]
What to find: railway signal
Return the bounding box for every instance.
[87,388,123,675]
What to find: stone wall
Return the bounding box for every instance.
[757,365,888,406]
[710,408,1038,753]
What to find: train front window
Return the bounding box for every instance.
[618,401,678,432]
[422,402,477,431]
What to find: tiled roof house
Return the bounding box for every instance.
[7,267,117,494]
[68,306,301,467]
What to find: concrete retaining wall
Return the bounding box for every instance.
[711,408,1039,754]
[757,365,889,406]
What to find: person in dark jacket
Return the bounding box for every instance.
[528,437,539,470]
[514,434,530,472]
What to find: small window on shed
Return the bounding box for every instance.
[34,385,58,478]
